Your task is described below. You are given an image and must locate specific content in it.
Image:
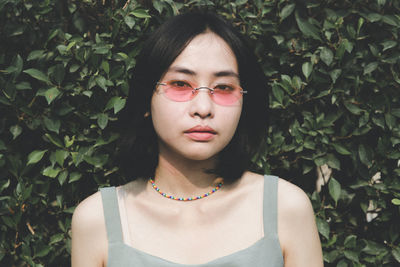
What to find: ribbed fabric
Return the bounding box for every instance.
[100,175,284,266]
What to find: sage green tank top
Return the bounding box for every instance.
[100,175,284,266]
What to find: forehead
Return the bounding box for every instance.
[167,32,239,76]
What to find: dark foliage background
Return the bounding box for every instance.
[0,0,399,266]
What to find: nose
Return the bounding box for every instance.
[189,88,214,119]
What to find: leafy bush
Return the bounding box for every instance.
[0,0,399,266]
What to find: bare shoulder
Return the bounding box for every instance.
[240,171,265,185]
[72,191,105,232]
[73,192,103,221]
[71,191,107,267]
[277,178,313,215]
[277,178,316,234]
[277,178,323,267]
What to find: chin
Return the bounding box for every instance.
[183,152,218,162]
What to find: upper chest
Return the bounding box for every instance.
[115,178,265,264]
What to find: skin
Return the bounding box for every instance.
[71,32,323,267]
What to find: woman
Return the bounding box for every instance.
[71,11,323,267]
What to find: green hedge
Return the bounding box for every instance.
[1,0,399,266]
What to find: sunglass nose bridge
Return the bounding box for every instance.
[192,86,215,95]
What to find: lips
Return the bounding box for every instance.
[184,125,217,141]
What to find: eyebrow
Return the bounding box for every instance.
[168,66,239,78]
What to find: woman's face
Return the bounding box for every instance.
[151,31,242,162]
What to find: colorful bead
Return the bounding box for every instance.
[149,178,223,201]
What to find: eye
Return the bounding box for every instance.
[214,84,235,92]
[169,80,192,89]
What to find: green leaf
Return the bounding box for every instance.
[105,96,126,114]
[291,76,302,90]
[295,11,321,41]
[0,140,6,150]
[5,54,23,77]
[23,68,51,84]
[336,259,347,267]
[113,98,126,114]
[329,177,341,204]
[16,81,31,90]
[280,3,295,21]
[2,216,15,228]
[45,133,64,148]
[343,39,354,53]
[153,0,163,14]
[302,62,312,79]
[57,170,68,185]
[372,115,385,129]
[124,15,136,29]
[22,186,33,201]
[42,166,61,178]
[0,179,10,193]
[64,135,75,148]
[362,240,387,255]
[316,217,330,239]
[69,172,82,183]
[44,87,61,104]
[3,82,16,100]
[35,244,52,258]
[131,9,151,18]
[392,108,400,118]
[272,83,284,104]
[357,17,365,35]
[382,15,400,26]
[14,54,23,76]
[325,249,340,263]
[392,246,400,263]
[332,143,351,155]
[27,50,45,61]
[302,164,313,174]
[52,64,65,85]
[365,13,382,22]
[344,101,363,115]
[49,233,64,245]
[326,154,340,170]
[363,62,378,75]
[384,113,396,130]
[55,150,68,166]
[95,76,108,91]
[27,150,47,165]
[320,47,333,66]
[358,144,373,167]
[392,198,400,205]
[10,124,22,140]
[43,117,61,134]
[344,235,357,248]
[329,69,341,84]
[381,40,397,51]
[83,154,109,168]
[344,250,359,262]
[101,61,110,74]
[97,113,108,129]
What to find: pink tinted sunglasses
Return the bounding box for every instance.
[156,80,247,106]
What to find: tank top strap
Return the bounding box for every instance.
[100,187,123,244]
[263,175,279,236]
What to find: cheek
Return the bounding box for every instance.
[220,107,242,138]
[150,97,182,139]
[150,97,166,137]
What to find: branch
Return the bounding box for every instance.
[123,0,131,10]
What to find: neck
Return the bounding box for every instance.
[152,152,222,197]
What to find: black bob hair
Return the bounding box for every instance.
[118,11,269,184]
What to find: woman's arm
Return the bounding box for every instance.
[278,179,324,267]
[71,192,107,267]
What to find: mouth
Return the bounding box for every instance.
[184,126,217,141]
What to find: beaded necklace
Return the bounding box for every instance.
[149,178,223,201]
